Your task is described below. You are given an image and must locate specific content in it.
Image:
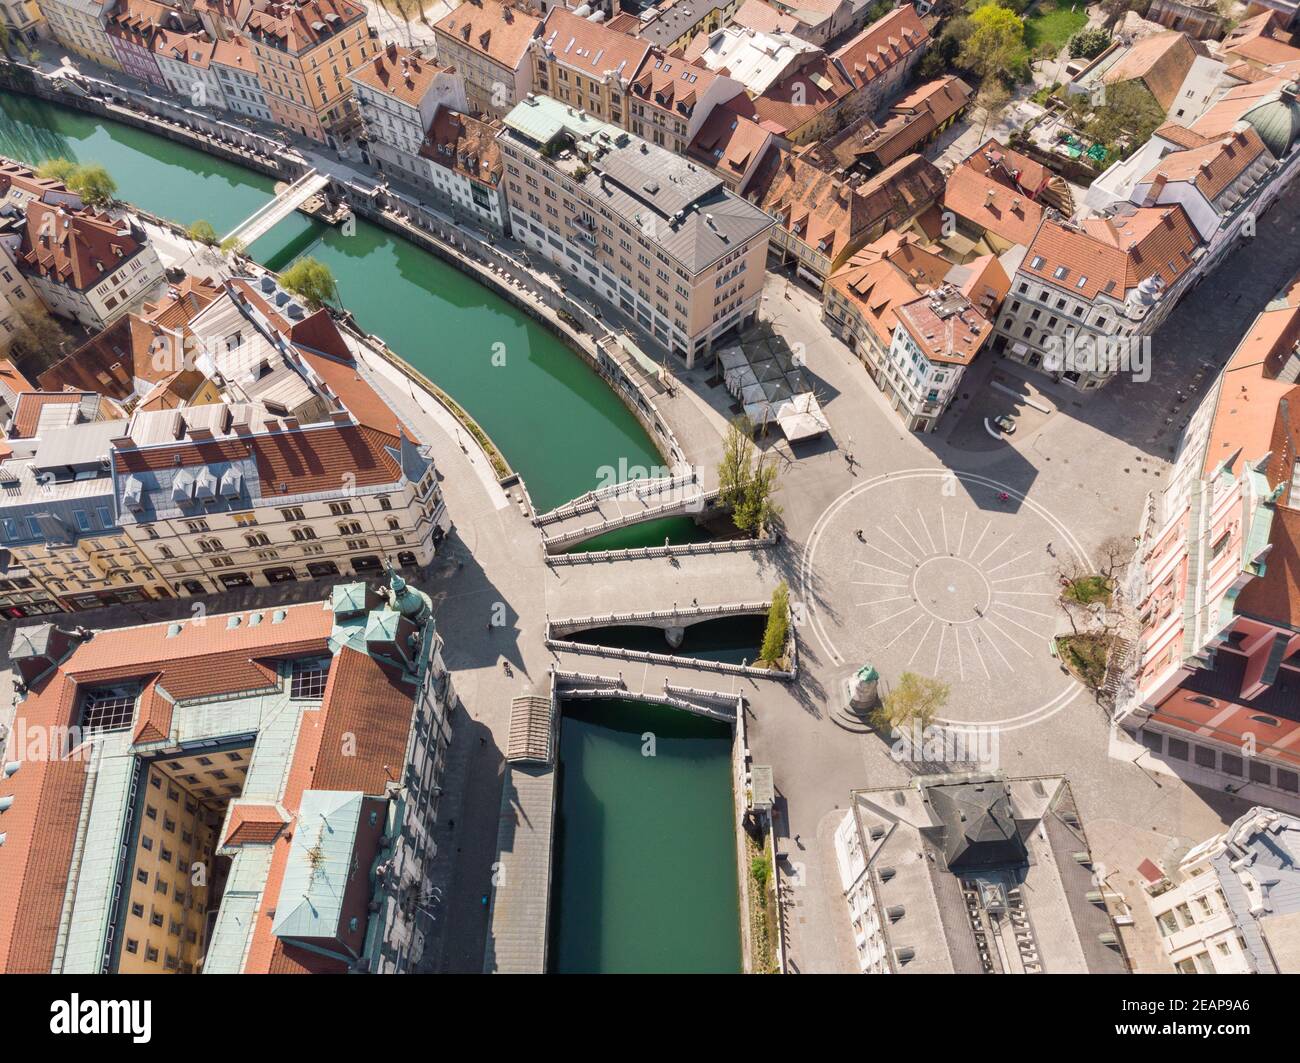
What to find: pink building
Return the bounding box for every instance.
[1116,271,1300,805]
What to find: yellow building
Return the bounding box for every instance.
[245,0,378,145]
[0,0,46,46]
[117,756,233,973]
[36,0,124,70]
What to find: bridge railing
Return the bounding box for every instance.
[547,600,770,637]
[541,489,721,552]
[545,534,777,566]
[547,638,795,680]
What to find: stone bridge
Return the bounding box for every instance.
[534,471,724,554]
[548,600,770,648]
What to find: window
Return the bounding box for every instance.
[291,659,330,700]
[328,501,353,516]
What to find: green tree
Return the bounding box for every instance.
[1084,81,1165,152]
[718,415,756,509]
[187,219,218,245]
[37,157,79,184]
[759,581,790,663]
[869,672,950,734]
[1068,26,1111,60]
[280,256,338,309]
[219,235,246,256]
[69,164,117,207]
[959,3,1030,83]
[735,452,780,535]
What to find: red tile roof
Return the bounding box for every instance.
[246,0,368,55]
[688,101,774,182]
[1022,205,1201,303]
[351,42,449,107]
[1222,10,1300,68]
[538,6,651,80]
[418,106,503,187]
[224,803,289,846]
[9,390,95,438]
[1102,30,1201,111]
[942,165,1045,247]
[1141,126,1269,202]
[434,0,540,70]
[832,4,928,90]
[17,201,147,293]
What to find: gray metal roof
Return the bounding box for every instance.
[638,1,732,49]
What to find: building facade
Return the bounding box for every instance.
[433,0,540,118]
[499,94,775,365]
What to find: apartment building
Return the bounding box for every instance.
[1115,272,1300,808]
[211,34,274,122]
[1142,807,1300,973]
[40,0,124,70]
[105,0,185,87]
[499,94,775,365]
[0,573,456,973]
[624,51,746,156]
[748,148,942,285]
[245,0,377,145]
[0,416,173,613]
[350,43,468,186]
[0,0,45,44]
[825,231,1005,431]
[994,205,1202,388]
[15,199,165,331]
[100,275,446,596]
[686,100,783,193]
[418,106,508,232]
[832,772,1128,974]
[433,0,541,118]
[531,7,651,127]
[154,29,227,108]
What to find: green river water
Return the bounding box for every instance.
[0,93,741,972]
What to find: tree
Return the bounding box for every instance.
[188,219,218,246]
[959,3,1029,83]
[716,416,781,536]
[69,164,117,207]
[280,256,338,309]
[975,80,1011,141]
[1083,80,1165,153]
[219,235,246,256]
[718,415,756,509]
[1068,26,1111,60]
[759,581,790,663]
[37,157,79,184]
[869,672,950,734]
[1,304,72,374]
[37,159,117,207]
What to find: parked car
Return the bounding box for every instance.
[993,414,1016,435]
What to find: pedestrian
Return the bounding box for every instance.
[855,528,865,542]
[479,736,486,746]
[448,818,455,831]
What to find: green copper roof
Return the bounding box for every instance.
[1242,83,1300,160]
[272,790,367,943]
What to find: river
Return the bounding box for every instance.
[0,93,742,973]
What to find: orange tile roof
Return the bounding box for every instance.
[962,137,1051,196]
[538,7,651,80]
[895,288,993,366]
[418,106,503,187]
[628,51,729,118]
[0,360,35,407]
[1022,206,1200,303]
[18,201,147,294]
[0,600,336,972]
[9,390,95,438]
[434,0,541,70]
[154,28,216,68]
[224,803,289,846]
[350,43,449,107]
[832,4,928,90]
[688,101,774,180]
[211,33,258,73]
[1222,10,1300,68]
[746,55,854,134]
[1141,126,1269,202]
[246,0,368,54]
[1102,30,1200,111]
[1190,74,1292,138]
[731,0,799,35]
[942,164,1045,247]
[828,230,954,347]
[1153,121,1213,149]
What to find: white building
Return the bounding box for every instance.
[1144,807,1300,973]
[154,29,228,111]
[15,200,165,330]
[210,35,272,123]
[417,105,507,233]
[350,43,468,187]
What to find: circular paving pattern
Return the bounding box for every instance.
[800,470,1092,732]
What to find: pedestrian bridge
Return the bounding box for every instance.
[534,471,722,554]
[222,169,330,248]
[548,601,770,647]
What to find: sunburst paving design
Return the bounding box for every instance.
[851,507,1058,684]
[801,470,1091,732]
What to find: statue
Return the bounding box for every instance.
[848,663,880,714]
